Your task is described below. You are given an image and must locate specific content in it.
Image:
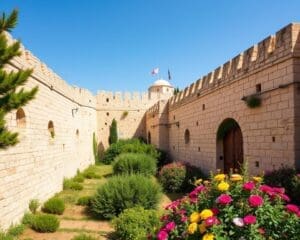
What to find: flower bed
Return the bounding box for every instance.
[151,173,300,240]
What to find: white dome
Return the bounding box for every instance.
[151,79,172,87]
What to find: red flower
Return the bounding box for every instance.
[211,207,220,215]
[204,216,219,227]
[248,195,264,207]
[217,194,233,205]
[286,204,299,214]
[243,215,256,225]
[243,182,255,191]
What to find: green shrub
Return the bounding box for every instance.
[109,118,118,144]
[156,148,171,169]
[63,178,83,190]
[73,173,84,183]
[31,214,59,233]
[102,138,159,164]
[71,233,97,240]
[29,199,39,214]
[113,206,160,240]
[158,162,187,193]
[7,224,25,237]
[91,174,162,219]
[76,196,93,206]
[82,165,101,179]
[113,153,157,176]
[22,212,35,226]
[42,197,65,215]
[264,166,300,204]
[0,233,13,240]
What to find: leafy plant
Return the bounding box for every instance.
[63,178,83,190]
[244,95,261,108]
[42,197,65,215]
[0,9,38,149]
[158,162,187,193]
[31,214,59,233]
[82,165,101,179]
[109,118,118,145]
[93,132,99,163]
[150,172,300,240]
[113,153,157,176]
[29,199,39,214]
[91,174,162,219]
[121,110,129,119]
[77,196,93,206]
[113,206,160,240]
[102,138,159,164]
[7,224,25,237]
[22,212,35,225]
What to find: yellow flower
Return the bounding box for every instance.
[187,222,198,234]
[217,181,230,191]
[230,174,243,181]
[199,209,213,220]
[203,233,215,240]
[199,222,206,234]
[253,176,262,182]
[190,212,201,223]
[214,174,225,181]
[195,178,203,185]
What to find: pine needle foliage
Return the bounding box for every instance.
[0,9,38,149]
[109,118,118,145]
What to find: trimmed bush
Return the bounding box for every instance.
[264,166,300,204]
[71,234,97,240]
[82,165,101,179]
[91,174,162,219]
[102,138,159,164]
[77,196,93,206]
[31,214,59,233]
[159,162,187,193]
[7,224,25,237]
[42,197,65,215]
[113,153,157,176]
[63,178,83,191]
[113,206,160,240]
[29,199,39,214]
[22,212,35,226]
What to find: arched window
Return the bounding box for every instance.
[16,108,26,128]
[48,121,55,138]
[184,129,190,144]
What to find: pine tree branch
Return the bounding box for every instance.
[0,9,18,33]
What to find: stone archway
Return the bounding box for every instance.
[217,118,243,173]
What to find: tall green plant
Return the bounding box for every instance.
[109,118,118,145]
[0,9,38,149]
[92,132,99,162]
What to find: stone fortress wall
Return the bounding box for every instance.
[1,23,300,229]
[146,23,300,174]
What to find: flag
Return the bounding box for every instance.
[168,69,172,81]
[151,67,159,75]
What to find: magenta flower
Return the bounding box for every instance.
[243,215,256,225]
[165,221,176,232]
[259,185,273,193]
[157,230,168,240]
[211,207,220,215]
[286,204,299,214]
[248,195,264,207]
[217,194,233,205]
[205,216,219,227]
[243,182,255,191]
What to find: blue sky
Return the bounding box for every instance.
[2,1,300,93]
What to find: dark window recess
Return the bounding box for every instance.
[105,122,107,126]
[196,121,199,126]
[106,98,109,103]
[198,147,201,152]
[106,112,109,116]
[272,136,276,142]
[255,161,260,168]
[202,104,205,110]
[184,129,190,144]
[173,146,175,150]
[256,83,262,93]
[173,115,176,120]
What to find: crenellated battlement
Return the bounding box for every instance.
[5,33,97,108]
[169,23,300,109]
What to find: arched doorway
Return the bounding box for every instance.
[217,118,243,173]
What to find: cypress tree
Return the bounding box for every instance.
[0,9,38,149]
[109,118,118,144]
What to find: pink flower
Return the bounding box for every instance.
[157,230,168,240]
[181,215,188,222]
[165,221,176,232]
[272,187,285,194]
[279,193,290,202]
[217,194,233,205]
[165,200,180,210]
[205,216,219,227]
[248,195,264,207]
[286,204,299,214]
[259,185,273,193]
[243,182,255,191]
[243,215,256,225]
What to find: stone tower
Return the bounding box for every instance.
[148,79,174,100]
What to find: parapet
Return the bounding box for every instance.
[169,23,300,110]
[5,33,96,108]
